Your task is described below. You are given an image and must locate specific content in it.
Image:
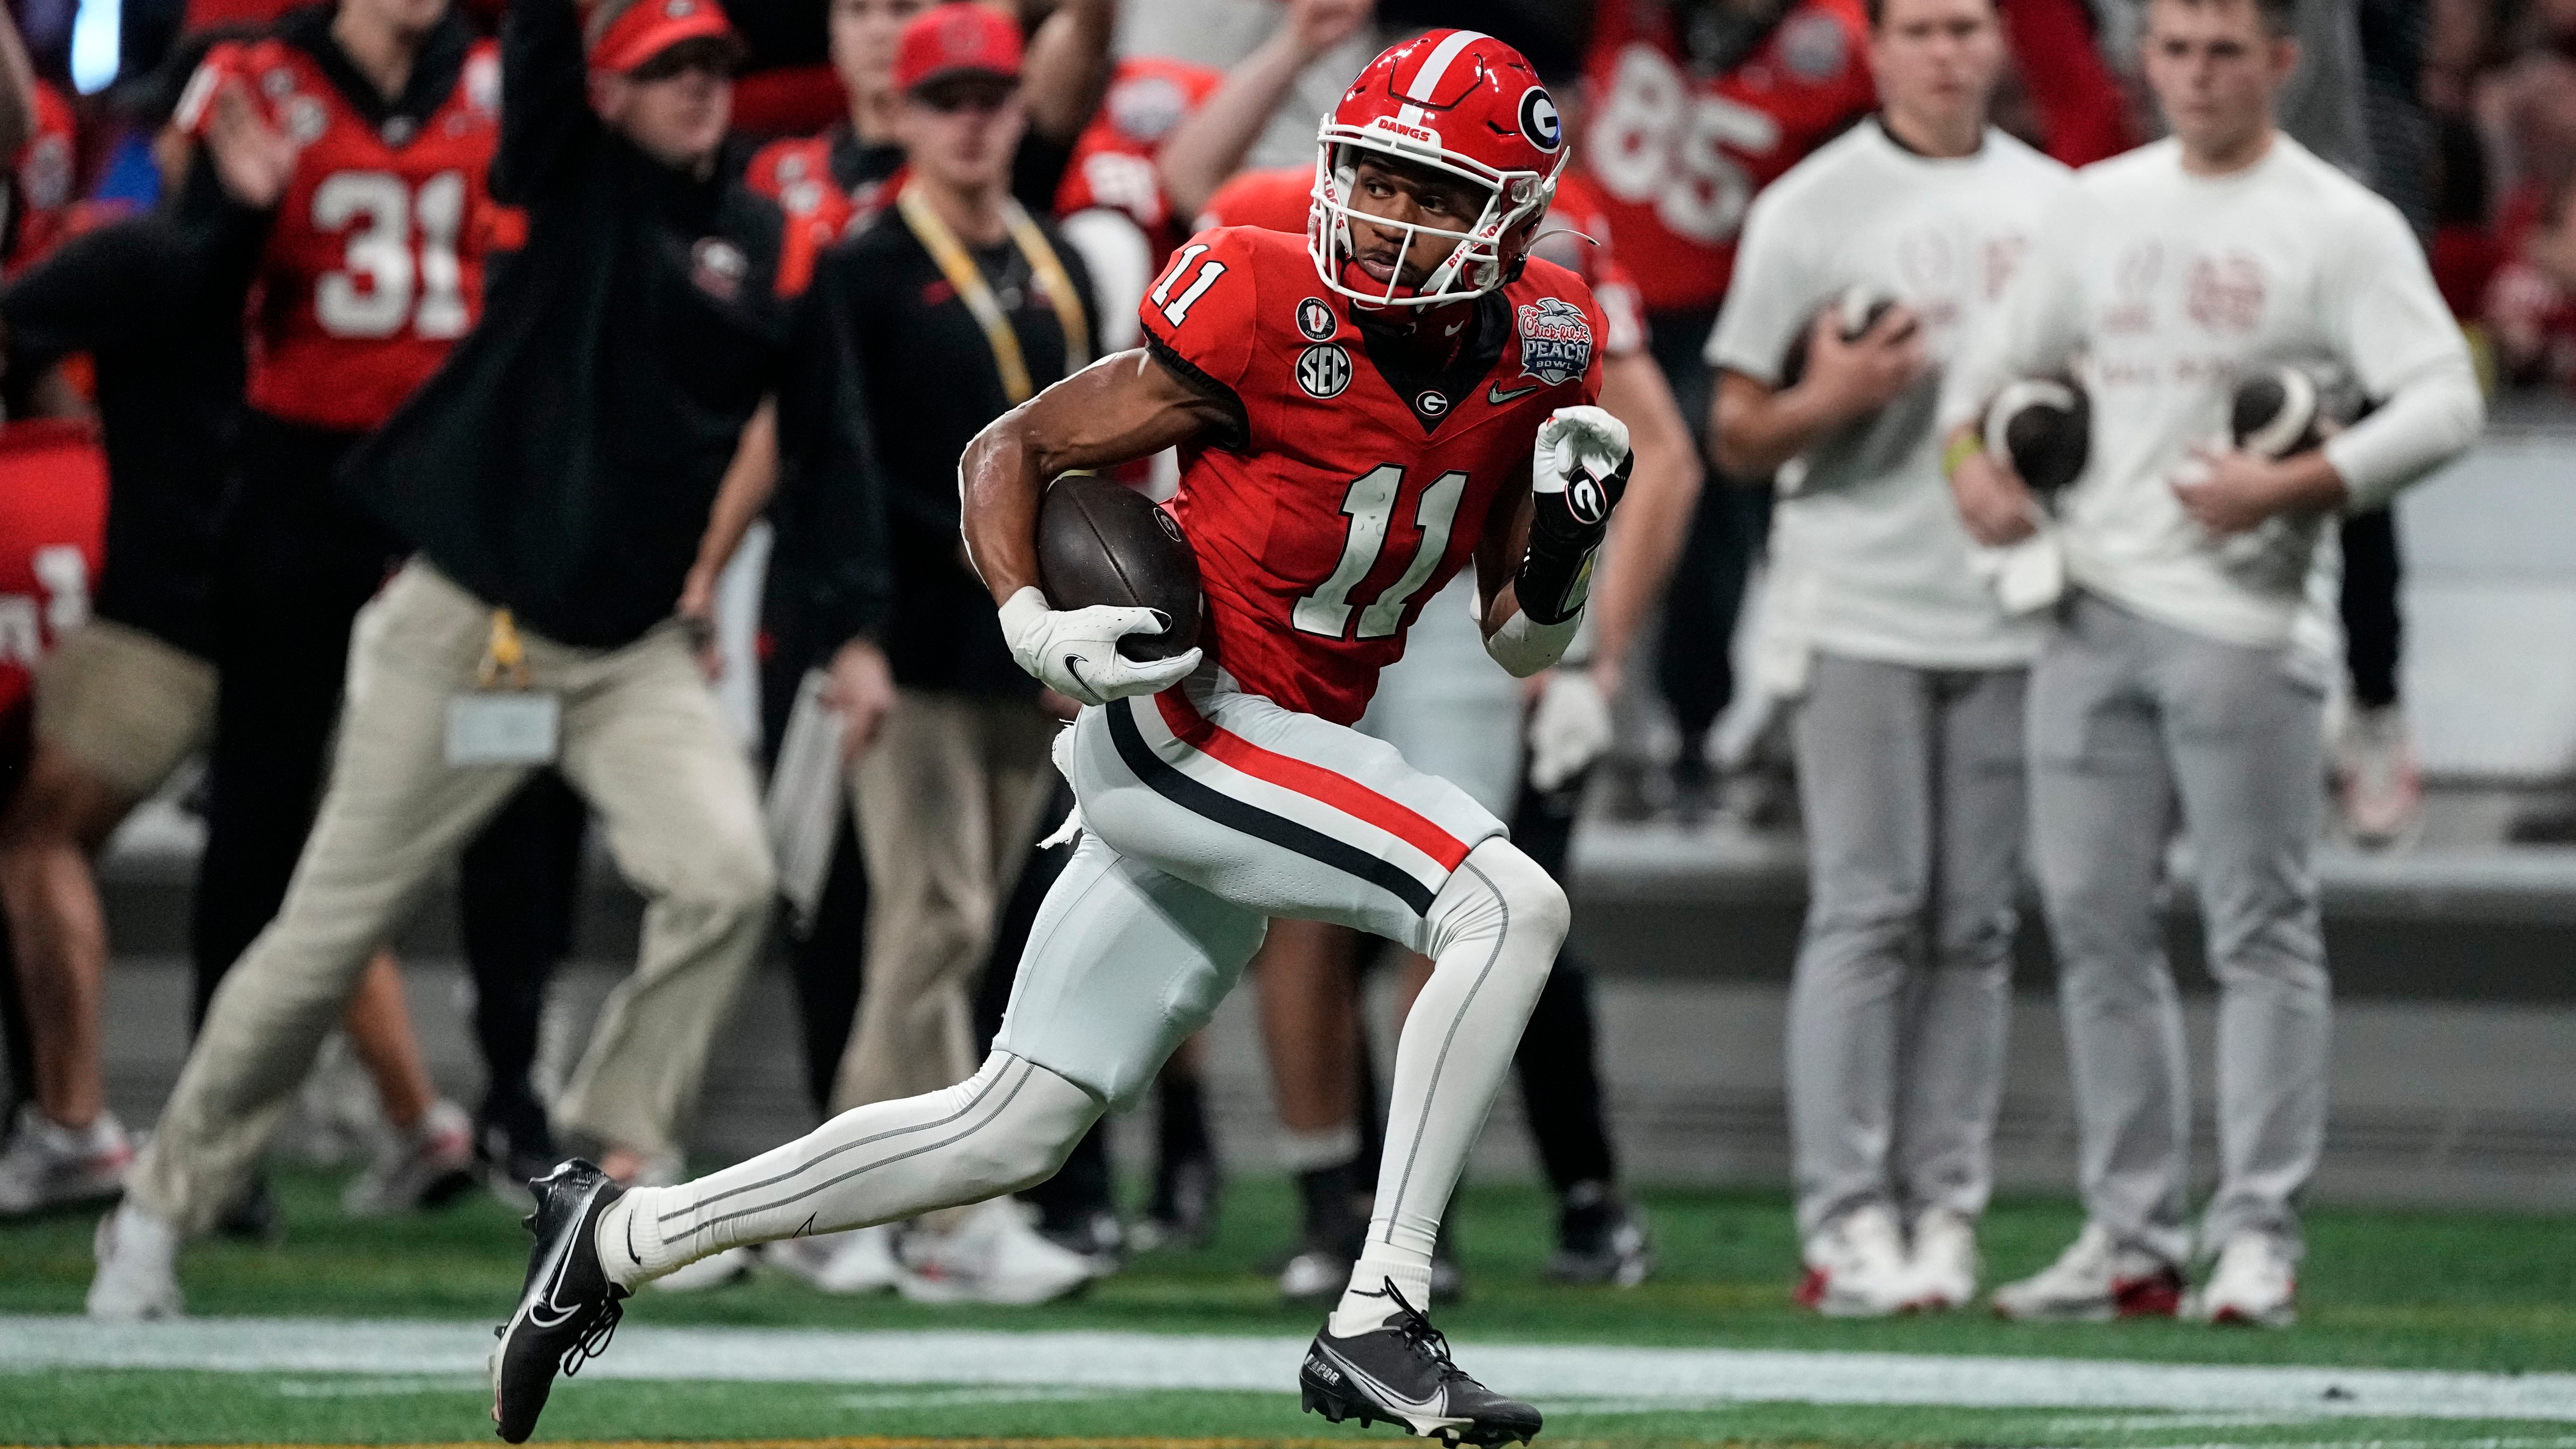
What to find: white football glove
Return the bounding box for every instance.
[998,586,1201,708]
[1532,406,1632,508]
[1526,669,1614,792]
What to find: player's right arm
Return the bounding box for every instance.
[960,349,1233,706]
[963,227,1265,706]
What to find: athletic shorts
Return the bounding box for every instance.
[34,618,216,796]
[993,675,1506,1106]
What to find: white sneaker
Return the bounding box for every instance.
[87,1200,183,1321]
[652,1245,757,1293]
[2336,703,2423,849]
[896,1199,1094,1306]
[1908,1207,1979,1311]
[0,1105,135,1216]
[1990,1221,2184,1322]
[343,1099,477,1218]
[2185,1232,2298,1328]
[1795,1204,1915,1317]
[766,1225,902,1294]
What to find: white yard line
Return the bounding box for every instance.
[3,1315,2572,1423]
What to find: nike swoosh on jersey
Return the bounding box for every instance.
[1487,383,1543,405]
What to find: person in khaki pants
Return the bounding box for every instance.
[86,0,893,1319]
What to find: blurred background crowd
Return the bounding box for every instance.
[0,0,2557,1319]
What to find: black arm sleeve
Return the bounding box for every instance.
[492,0,596,205]
[1,216,199,369]
[771,253,893,647]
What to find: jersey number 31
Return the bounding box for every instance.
[313,169,469,340]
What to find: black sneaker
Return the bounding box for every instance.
[1300,1281,1541,1446]
[1544,1185,1654,1287]
[489,1160,629,1443]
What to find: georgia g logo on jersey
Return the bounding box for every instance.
[1517,298,1593,387]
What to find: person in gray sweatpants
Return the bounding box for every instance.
[1706,0,2071,1316]
[1942,0,2482,1329]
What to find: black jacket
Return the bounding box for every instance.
[1,215,242,657]
[815,205,1094,698]
[339,0,886,650]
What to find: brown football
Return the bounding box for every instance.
[1036,473,1204,662]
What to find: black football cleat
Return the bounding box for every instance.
[490,1160,629,1442]
[1299,1281,1542,1445]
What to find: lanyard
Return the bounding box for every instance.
[896,182,1090,405]
[477,609,532,690]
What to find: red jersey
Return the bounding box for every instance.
[4,83,77,274]
[745,124,904,297]
[1140,227,1604,724]
[0,418,107,717]
[1054,55,1222,256]
[1581,0,1875,313]
[179,26,504,432]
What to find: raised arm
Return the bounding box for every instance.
[1155,0,1374,224]
[1019,0,1116,143]
[0,15,40,165]
[493,0,597,203]
[961,348,1233,706]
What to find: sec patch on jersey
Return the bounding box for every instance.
[1038,474,1204,662]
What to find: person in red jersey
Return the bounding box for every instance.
[1583,0,1877,819]
[0,417,101,1147]
[163,0,501,1204]
[1055,54,1220,257]
[1192,151,1698,1301]
[496,31,1627,1447]
[4,82,75,274]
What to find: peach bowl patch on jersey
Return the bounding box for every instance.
[1518,297,1592,387]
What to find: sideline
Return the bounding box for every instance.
[5,1315,2574,1422]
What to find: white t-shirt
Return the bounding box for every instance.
[1940,134,2482,650]
[1708,121,2071,671]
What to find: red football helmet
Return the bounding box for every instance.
[1309,30,1567,309]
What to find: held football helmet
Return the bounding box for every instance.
[1308,29,1568,309]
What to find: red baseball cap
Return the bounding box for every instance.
[894,3,1024,95]
[589,0,742,75]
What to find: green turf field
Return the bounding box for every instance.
[1,1169,2569,1447]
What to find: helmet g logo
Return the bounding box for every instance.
[1519,87,1562,153]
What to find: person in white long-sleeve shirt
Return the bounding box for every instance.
[1707,0,2072,1318]
[1939,0,2481,1328]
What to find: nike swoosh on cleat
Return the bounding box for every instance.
[1317,1343,1446,1418]
[1487,383,1542,405]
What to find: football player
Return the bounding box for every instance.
[1196,156,1693,1298]
[494,31,1623,1447]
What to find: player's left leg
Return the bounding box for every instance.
[492,831,1265,1442]
[2158,627,2329,1328]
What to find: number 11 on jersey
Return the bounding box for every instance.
[1293,465,1468,641]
